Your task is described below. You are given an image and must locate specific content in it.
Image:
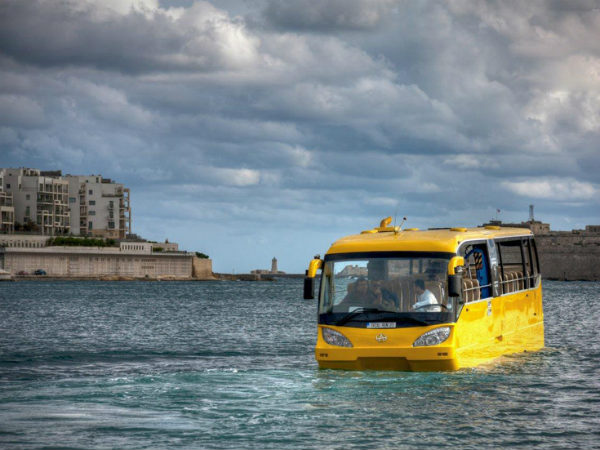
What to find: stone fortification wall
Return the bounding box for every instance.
[192,257,214,280]
[536,233,600,281]
[2,246,193,279]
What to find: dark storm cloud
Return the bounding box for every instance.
[0,0,260,74]
[263,0,395,31]
[1,0,599,272]
[0,1,175,73]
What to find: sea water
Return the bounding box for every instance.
[1,280,599,449]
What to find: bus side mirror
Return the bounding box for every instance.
[304,274,315,300]
[447,255,465,303]
[303,256,323,300]
[448,274,463,298]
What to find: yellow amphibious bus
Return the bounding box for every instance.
[303,218,544,371]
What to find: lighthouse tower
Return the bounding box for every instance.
[271,257,278,273]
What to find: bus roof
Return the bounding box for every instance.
[326,225,533,255]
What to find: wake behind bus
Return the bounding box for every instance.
[303,217,544,371]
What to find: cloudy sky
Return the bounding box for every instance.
[1,0,599,273]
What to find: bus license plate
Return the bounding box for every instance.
[367,322,396,329]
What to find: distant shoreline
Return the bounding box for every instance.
[6,274,595,282]
[7,273,305,282]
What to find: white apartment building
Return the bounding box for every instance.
[65,175,88,236]
[0,168,131,239]
[2,168,70,235]
[65,174,131,239]
[0,169,15,234]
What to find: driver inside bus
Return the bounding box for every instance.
[412,279,441,312]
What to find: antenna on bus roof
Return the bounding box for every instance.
[397,216,407,233]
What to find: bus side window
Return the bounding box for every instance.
[496,239,526,293]
[461,246,478,302]
[522,239,532,289]
[527,238,540,286]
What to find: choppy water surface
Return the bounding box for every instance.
[1,280,599,449]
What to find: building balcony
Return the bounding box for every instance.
[102,187,124,197]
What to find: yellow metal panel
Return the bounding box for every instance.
[307,258,323,278]
[326,227,532,256]
[315,324,458,371]
[447,256,465,275]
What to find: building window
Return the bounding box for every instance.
[89,200,96,205]
[108,222,115,229]
[25,206,30,217]
[26,194,30,200]
[88,221,93,230]
[5,184,9,189]
[69,197,76,203]
[109,200,114,208]
[89,210,96,216]
[89,189,93,195]
[109,211,114,219]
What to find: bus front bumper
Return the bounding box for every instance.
[315,345,459,371]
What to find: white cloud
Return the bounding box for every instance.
[502,179,598,201]
[442,154,502,170]
[180,2,261,70]
[69,79,154,127]
[95,0,159,17]
[276,144,312,168]
[214,168,261,186]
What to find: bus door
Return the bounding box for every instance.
[465,246,491,299]
[487,239,501,298]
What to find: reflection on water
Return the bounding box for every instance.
[0,280,599,449]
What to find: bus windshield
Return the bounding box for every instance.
[319,254,453,325]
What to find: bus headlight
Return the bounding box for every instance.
[322,328,353,347]
[413,327,451,347]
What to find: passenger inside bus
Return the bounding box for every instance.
[340,277,370,305]
[339,278,399,311]
[371,283,400,311]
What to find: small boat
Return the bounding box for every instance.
[0,268,14,281]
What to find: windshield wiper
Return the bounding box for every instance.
[335,308,383,326]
